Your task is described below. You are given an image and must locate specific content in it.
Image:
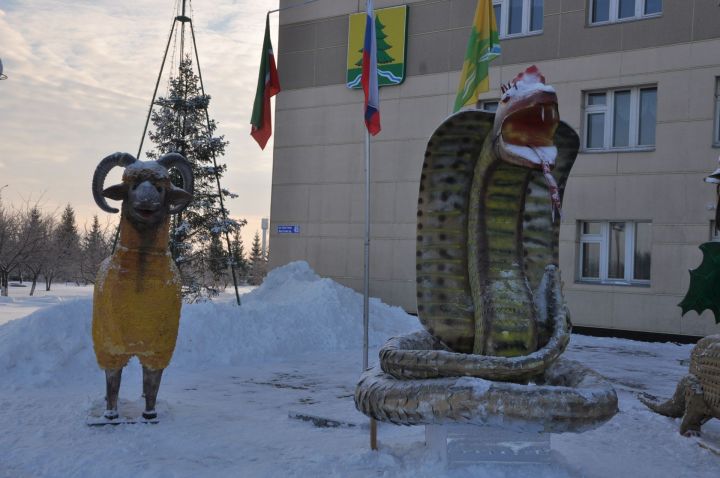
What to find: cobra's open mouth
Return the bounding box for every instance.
[496,91,563,220]
[498,92,559,169]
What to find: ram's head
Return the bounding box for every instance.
[92,152,194,227]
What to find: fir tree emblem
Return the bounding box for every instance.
[346,5,407,89]
[355,16,395,66]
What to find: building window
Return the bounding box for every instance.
[583,86,657,151]
[714,78,720,146]
[493,0,543,38]
[578,221,651,284]
[479,100,499,112]
[589,0,662,24]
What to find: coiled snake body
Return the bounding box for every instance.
[356,68,618,428]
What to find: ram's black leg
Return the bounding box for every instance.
[142,366,164,420]
[104,368,122,420]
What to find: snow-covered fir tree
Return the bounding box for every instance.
[47,204,80,289]
[207,232,227,290]
[146,57,245,300]
[230,227,248,283]
[80,215,111,285]
[248,231,266,286]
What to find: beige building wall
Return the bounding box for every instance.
[270,0,720,336]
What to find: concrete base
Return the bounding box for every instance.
[425,424,552,467]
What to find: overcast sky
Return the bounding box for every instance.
[0,0,279,246]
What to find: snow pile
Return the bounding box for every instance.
[0,299,95,387]
[173,261,420,368]
[0,261,420,387]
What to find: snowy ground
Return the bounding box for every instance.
[0,262,718,477]
[0,282,95,326]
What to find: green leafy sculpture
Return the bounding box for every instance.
[678,157,720,324]
[679,242,720,323]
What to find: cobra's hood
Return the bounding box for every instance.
[493,65,559,170]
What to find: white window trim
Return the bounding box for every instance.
[588,0,662,25]
[578,221,651,285]
[494,0,543,39]
[479,99,499,112]
[583,86,657,152]
[578,224,605,281]
[714,77,720,147]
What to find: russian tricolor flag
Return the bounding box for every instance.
[361,0,381,136]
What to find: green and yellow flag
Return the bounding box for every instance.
[453,0,501,112]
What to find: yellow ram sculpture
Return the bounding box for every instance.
[91,152,193,420]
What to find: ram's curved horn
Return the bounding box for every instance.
[157,152,194,214]
[92,152,137,213]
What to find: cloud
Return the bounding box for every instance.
[0,0,279,245]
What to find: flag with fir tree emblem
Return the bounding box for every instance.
[453,0,501,112]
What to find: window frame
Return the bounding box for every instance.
[582,85,657,152]
[577,220,651,285]
[479,100,499,112]
[493,0,543,39]
[588,0,662,25]
[714,77,720,147]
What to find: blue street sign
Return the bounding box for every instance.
[277,225,300,234]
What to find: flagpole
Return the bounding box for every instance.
[363,127,378,451]
[363,128,370,372]
[360,0,379,451]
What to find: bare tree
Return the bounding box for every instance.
[0,200,49,296]
[0,201,20,296]
[43,243,59,292]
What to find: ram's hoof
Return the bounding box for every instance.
[142,410,157,420]
[103,410,119,420]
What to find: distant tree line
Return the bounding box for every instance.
[0,199,267,298]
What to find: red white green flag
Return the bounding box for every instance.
[250,14,281,150]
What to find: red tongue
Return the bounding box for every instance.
[542,161,561,222]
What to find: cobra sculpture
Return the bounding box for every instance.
[91,152,193,420]
[356,66,618,429]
